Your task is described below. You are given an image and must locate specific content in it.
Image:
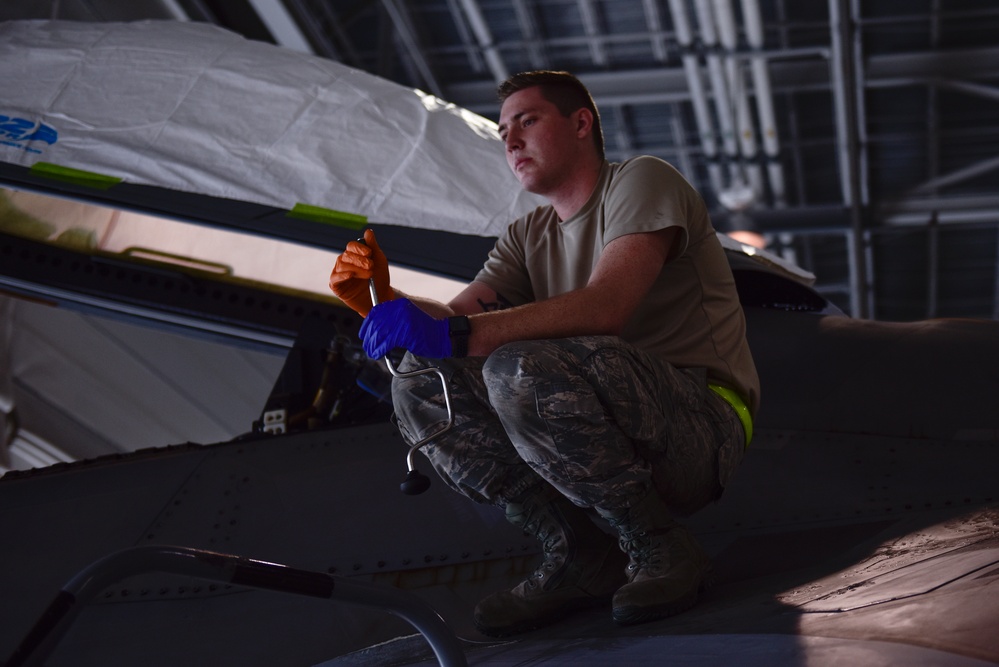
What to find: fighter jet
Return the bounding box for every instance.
[1,20,997,667]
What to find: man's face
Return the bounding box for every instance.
[498,86,582,196]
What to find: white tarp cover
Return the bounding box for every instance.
[0,20,543,237]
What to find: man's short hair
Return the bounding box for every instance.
[497,70,605,161]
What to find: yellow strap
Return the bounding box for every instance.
[708,384,753,447]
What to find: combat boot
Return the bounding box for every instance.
[473,486,627,637]
[597,490,713,626]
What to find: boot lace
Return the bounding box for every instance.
[519,507,565,590]
[610,517,667,578]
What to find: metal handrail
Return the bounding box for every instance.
[6,545,466,667]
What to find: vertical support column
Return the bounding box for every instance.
[993,227,999,321]
[927,214,939,319]
[829,0,870,318]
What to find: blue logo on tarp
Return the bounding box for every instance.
[0,114,58,154]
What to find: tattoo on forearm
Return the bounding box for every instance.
[477,293,514,312]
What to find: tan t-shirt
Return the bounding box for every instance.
[475,156,760,416]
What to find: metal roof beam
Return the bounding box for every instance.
[641,0,670,62]
[881,79,999,103]
[284,0,368,65]
[380,0,444,97]
[829,0,869,318]
[457,0,509,83]
[909,155,999,197]
[577,0,608,66]
[445,0,487,76]
[879,195,999,227]
[445,45,999,110]
[245,0,313,53]
[511,0,550,70]
[157,0,189,20]
[448,67,692,110]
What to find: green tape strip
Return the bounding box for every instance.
[287,203,367,230]
[30,162,122,190]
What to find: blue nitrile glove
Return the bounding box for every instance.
[359,298,452,359]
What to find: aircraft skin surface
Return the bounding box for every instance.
[2,298,998,667]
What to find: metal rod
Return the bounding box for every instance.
[457,0,509,82]
[368,280,454,474]
[829,0,870,318]
[7,545,467,667]
[927,213,939,319]
[667,0,724,195]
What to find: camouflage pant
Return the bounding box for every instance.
[391,336,745,515]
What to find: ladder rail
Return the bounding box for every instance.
[7,544,467,667]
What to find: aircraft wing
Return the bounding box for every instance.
[2,309,998,667]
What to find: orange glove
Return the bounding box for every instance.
[329,229,395,316]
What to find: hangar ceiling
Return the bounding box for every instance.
[3,0,999,321]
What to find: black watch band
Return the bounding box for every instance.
[447,316,471,358]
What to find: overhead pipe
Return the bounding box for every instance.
[740,0,786,205]
[578,0,609,66]
[850,0,871,208]
[910,154,999,196]
[381,0,445,98]
[159,0,190,21]
[828,0,858,207]
[667,0,724,195]
[711,0,764,199]
[994,232,999,320]
[510,0,550,70]
[247,0,314,54]
[641,0,671,62]
[693,0,738,163]
[445,0,487,76]
[457,0,510,83]
[829,0,870,318]
[711,0,755,159]
[693,0,753,206]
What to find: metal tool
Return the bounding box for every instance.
[365,260,454,495]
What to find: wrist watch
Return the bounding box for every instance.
[447,316,471,358]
